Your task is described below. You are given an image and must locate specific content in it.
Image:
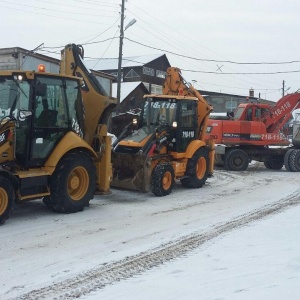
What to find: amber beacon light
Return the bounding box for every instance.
[38,64,46,72]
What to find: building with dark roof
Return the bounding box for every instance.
[199,89,275,113]
[84,53,171,95]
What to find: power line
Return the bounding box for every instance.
[125,37,300,66]
[83,17,120,44]
[0,3,115,24]
[1,0,117,18]
[69,0,118,6]
[182,69,300,75]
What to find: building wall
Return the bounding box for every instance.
[0,47,115,96]
[20,55,59,73]
[0,53,18,70]
[200,90,275,113]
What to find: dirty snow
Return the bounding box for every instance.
[1,162,300,299]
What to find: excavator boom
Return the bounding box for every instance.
[263,93,300,133]
[60,44,116,145]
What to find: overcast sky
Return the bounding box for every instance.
[1,0,300,101]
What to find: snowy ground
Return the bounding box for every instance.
[1,162,300,300]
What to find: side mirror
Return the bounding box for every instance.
[35,82,47,97]
[18,109,32,121]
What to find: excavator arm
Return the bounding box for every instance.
[60,44,117,193]
[163,67,213,140]
[60,44,116,145]
[263,93,300,133]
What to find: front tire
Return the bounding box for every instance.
[44,151,96,213]
[151,163,174,196]
[181,147,209,188]
[0,177,15,225]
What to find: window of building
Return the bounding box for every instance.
[156,70,166,79]
[150,84,162,94]
[143,66,154,76]
[225,99,237,110]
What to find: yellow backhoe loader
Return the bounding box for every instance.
[111,67,215,196]
[0,44,116,224]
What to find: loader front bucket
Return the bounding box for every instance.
[111,152,152,192]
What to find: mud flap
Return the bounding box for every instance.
[111,153,152,192]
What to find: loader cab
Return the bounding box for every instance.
[0,72,85,168]
[142,96,198,153]
[172,98,198,152]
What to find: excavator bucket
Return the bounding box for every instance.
[111,152,152,192]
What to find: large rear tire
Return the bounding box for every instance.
[43,151,96,213]
[284,149,294,171]
[151,163,174,196]
[224,149,249,171]
[181,147,209,188]
[289,149,300,172]
[0,177,15,225]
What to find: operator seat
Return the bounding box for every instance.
[35,98,58,127]
[36,109,58,127]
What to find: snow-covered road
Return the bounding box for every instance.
[1,162,299,299]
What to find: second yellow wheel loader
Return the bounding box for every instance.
[111,67,215,196]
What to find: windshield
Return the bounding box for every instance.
[142,98,177,126]
[0,76,30,118]
[233,107,245,120]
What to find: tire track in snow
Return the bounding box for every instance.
[13,190,300,300]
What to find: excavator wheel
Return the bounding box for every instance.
[264,156,284,170]
[289,149,300,172]
[0,177,15,225]
[224,149,249,171]
[43,151,96,213]
[151,163,174,196]
[284,149,294,171]
[180,147,209,188]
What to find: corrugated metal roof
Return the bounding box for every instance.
[84,54,164,71]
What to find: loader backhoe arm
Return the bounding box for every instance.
[60,44,116,144]
[163,67,213,140]
[263,93,300,133]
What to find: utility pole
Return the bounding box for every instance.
[282,80,290,97]
[116,0,125,115]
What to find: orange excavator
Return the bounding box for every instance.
[205,93,300,171]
